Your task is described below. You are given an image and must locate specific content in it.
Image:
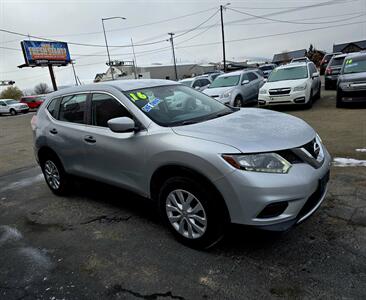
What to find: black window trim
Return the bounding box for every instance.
[86,91,144,130]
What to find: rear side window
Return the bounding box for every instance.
[91,93,131,127]
[59,94,87,124]
[47,97,60,119]
[247,72,258,81]
[330,56,345,67]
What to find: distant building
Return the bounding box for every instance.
[333,40,366,53]
[97,62,218,82]
[272,49,307,65]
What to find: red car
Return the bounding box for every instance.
[20,95,46,109]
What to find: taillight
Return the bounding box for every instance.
[325,67,332,75]
[31,115,38,131]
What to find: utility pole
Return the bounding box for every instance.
[71,60,78,86]
[48,65,57,91]
[102,17,126,81]
[168,32,178,80]
[220,3,230,72]
[131,38,138,79]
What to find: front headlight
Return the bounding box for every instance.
[259,89,267,94]
[222,91,232,98]
[222,153,292,173]
[339,82,350,89]
[293,83,307,91]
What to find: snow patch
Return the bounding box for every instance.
[0,225,23,245]
[0,173,43,192]
[333,157,366,167]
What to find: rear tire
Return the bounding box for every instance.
[10,109,17,116]
[158,176,228,249]
[40,153,71,196]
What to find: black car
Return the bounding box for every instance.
[336,52,366,108]
[325,54,347,90]
[258,64,276,78]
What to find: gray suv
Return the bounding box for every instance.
[32,79,331,249]
[336,52,366,107]
[203,69,265,107]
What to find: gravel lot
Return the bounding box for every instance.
[0,88,365,299]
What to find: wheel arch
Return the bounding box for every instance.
[37,146,62,165]
[150,164,231,222]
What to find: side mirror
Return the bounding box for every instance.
[312,72,319,78]
[194,86,200,90]
[108,117,136,133]
[241,80,249,85]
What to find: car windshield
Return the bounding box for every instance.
[5,100,18,105]
[343,56,366,74]
[180,80,193,87]
[330,57,346,67]
[268,66,308,82]
[124,85,234,126]
[209,75,240,88]
[259,65,274,71]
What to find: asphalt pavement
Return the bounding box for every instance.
[0,88,365,299]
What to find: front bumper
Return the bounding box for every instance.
[15,107,29,113]
[214,145,331,230]
[337,87,366,103]
[258,91,308,106]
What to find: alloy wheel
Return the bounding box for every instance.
[165,189,207,239]
[44,160,61,190]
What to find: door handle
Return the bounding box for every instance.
[49,128,58,134]
[84,136,96,143]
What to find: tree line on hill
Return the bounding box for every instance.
[0,83,51,100]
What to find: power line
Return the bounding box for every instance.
[227,7,366,25]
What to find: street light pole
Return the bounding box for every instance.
[102,17,126,81]
[168,32,178,80]
[220,3,230,72]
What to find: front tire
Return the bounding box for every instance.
[304,90,313,109]
[158,176,228,249]
[10,109,17,116]
[40,154,71,196]
[233,96,243,107]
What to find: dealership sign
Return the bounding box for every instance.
[21,40,71,66]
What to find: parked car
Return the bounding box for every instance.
[179,76,211,91]
[258,61,321,108]
[0,99,29,115]
[320,52,342,75]
[203,69,265,107]
[32,79,331,249]
[336,52,366,108]
[20,95,46,109]
[258,64,277,78]
[202,71,224,81]
[324,54,347,90]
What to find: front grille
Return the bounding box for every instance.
[269,88,291,95]
[302,138,317,159]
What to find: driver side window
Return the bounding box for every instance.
[91,93,132,127]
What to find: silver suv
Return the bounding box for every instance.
[32,79,331,249]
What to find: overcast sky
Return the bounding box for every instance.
[1,0,366,91]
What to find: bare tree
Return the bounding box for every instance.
[34,83,51,95]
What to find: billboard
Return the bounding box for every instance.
[21,40,71,66]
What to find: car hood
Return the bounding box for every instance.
[339,71,366,83]
[9,103,26,108]
[263,79,307,89]
[172,108,315,153]
[203,86,234,96]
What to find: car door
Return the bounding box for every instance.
[247,72,262,101]
[0,101,6,113]
[309,63,320,93]
[45,93,90,175]
[82,92,147,193]
[239,73,252,101]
